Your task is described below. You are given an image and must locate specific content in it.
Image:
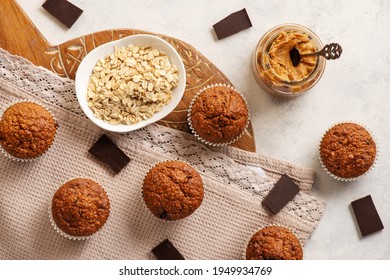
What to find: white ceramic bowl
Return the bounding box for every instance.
[75,34,186,133]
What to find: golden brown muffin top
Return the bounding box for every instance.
[142,160,204,221]
[190,86,248,144]
[246,226,303,260]
[51,178,110,237]
[0,102,57,158]
[320,123,376,178]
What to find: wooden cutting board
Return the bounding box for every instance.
[0,0,256,152]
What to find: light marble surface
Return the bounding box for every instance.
[16,0,390,259]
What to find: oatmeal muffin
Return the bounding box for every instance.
[319,122,376,179]
[189,85,249,145]
[0,102,57,159]
[142,160,204,221]
[51,178,110,237]
[246,226,303,260]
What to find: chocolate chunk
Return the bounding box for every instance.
[262,174,300,215]
[159,211,169,220]
[42,0,83,28]
[152,239,185,260]
[351,195,384,237]
[88,134,130,174]
[213,8,252,40]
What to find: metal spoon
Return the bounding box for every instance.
[290,43,343,67]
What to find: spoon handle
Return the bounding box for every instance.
[302,43,343,60]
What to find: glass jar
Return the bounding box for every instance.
[252,23,326,98]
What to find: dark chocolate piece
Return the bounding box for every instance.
[88,134,130,174]
[351,195,384,237]
[262,174,300,215]
[159,211,169,220]
[152,239,185,260]
[42,0,83,28]
[213,8,252,40]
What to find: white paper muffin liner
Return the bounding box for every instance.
[142,159,204,222]
[318,121,378,182]
[49,178,110,241]
[187,83,250,147]
[0,99,58,162]
[242,224,303,260]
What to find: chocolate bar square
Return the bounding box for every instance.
[42,0,83,28]
[351,195,384,237]
[88,134,130,174]
[213,8,252,40]
[152,239,185,260]
[262,174,300,215]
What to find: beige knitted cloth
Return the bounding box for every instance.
[0,48,325,260]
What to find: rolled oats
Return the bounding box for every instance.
[86,44,179,125]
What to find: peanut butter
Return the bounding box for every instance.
[261,31,317,83]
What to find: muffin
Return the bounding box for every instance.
[246,226,303,260]
[0,102,57,159]
[188,84,249,145]
[319,122,376,180]
[142,160,204,221]
[51,178,110,238]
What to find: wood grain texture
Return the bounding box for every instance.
[0,0,255,152]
